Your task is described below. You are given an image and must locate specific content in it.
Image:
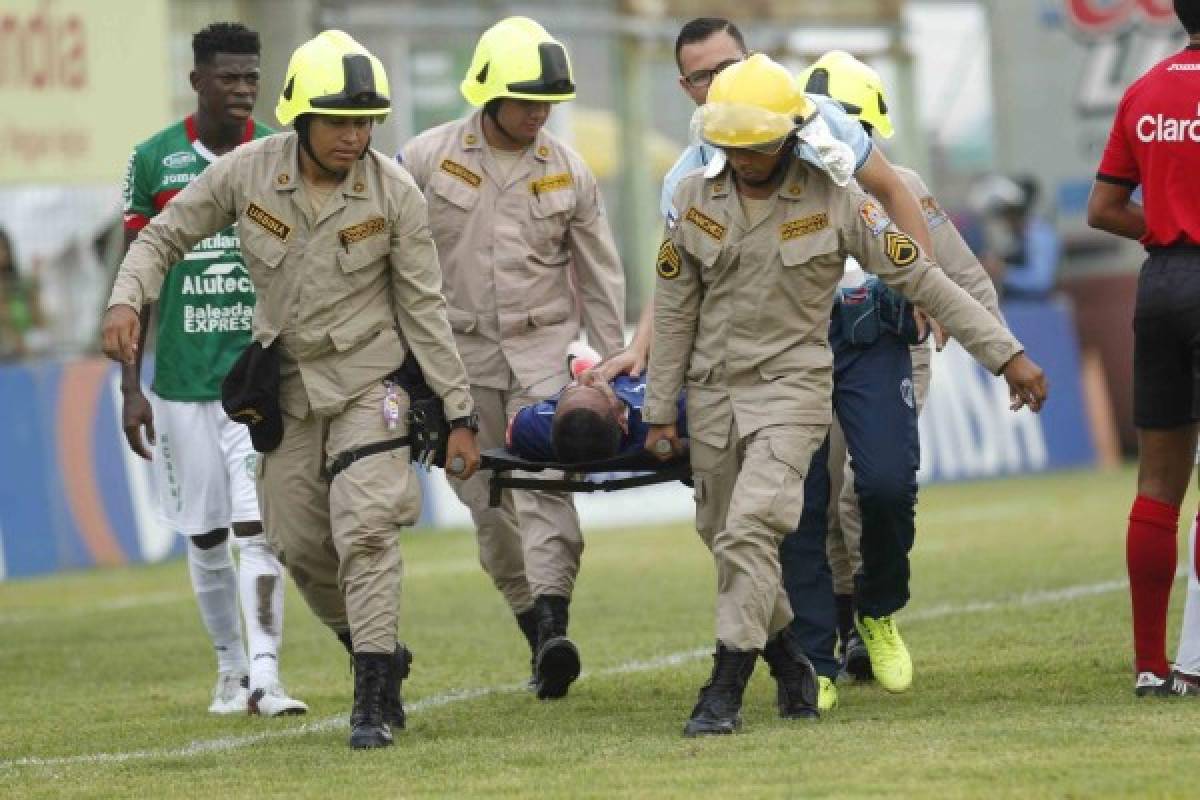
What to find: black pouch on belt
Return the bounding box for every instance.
[389,352,450,469]
[220,340,283,453]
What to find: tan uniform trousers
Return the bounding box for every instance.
[692,418,828,651]
[258,382,421,654]
[450,375,583,610]
[827,344,932,594]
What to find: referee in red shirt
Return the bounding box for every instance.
[1088,0,1200,698]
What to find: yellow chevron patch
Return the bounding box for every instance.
[656,239,682,280]
[245,202,291,242]
[440,159,482,188]
[884,231,919,267]
[685,207,725,241]
[780,213,829,241]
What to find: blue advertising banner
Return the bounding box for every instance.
[0,297,1097,579]
[918,298,1095,483]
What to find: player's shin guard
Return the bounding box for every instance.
[235,533,284,691]
[1127,495,1179,677]
[187,537,247,675]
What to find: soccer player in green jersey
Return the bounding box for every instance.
[119,22,306,717]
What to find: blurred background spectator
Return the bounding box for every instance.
[972,173,1062,301]
[0,227,48,361]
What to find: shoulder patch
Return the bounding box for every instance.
[439,159,481,188]
[656,240,682,280]
[245,202,291,242]
[685,207,725,241]
[339,217,387,247]
[920,195,949,229]
[781,213,829,241]
[884,231,919,267]
[531,172,572,196]
[859,200,891,237]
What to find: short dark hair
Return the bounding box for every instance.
[193,22,260,66]
[1176,1,1200,34]
[674,17,747,71]
[552,407,622,464]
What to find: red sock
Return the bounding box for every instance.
[1127,495,1179,677]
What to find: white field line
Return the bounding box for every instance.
[0,572,1163,771]
[0,561,486,626]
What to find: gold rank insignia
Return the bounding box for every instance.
[531,173,571,196]
[353,181,366,193]
[276,173,289,185]
[465,133,478,145]
[339,217,387,247]
[780,213,829,240]
[537,145,550,158]
[884,231,919,267]
[656,239,682,280]
[685,207,725,241]
[246,202,291,242]
[439,159,482,188]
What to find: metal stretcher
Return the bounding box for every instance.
[480,447,692,507]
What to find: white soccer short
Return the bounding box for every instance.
[151,396,260,536]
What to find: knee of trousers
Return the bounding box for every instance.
[854,469,917,515]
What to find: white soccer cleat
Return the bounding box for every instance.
[208,671,251,714]
[248,682,309,717]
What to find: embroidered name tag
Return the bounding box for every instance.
[685,207,725,241]
[656,240,682,279]
[339,217,387,247]
[780,213,829,240]
[920,195,949,229]
[245,202,291,242]
[884,231,919,267]
[531,173,571,195]
[440,159,481,188]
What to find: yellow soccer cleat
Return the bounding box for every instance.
[855,615,913,693]
[817,676,839,712]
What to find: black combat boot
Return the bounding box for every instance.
[762,627,820,720]
[382,644,413,729]
[533,594,580,700]
[683,642,758,736]
[349,652,393,749]
[516,608,540,690]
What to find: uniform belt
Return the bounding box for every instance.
[327,436,410,479]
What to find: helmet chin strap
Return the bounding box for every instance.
[740,143,795,189]
[296,115,370,180]
[483,99,527,147]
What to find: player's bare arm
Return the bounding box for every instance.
[1087,180,1146,241]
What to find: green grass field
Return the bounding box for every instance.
[2,465,1199,798]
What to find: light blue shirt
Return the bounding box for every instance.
[1002,216,1060,297]
[659,94,873,221]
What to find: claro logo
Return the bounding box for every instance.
[0,2,87,90]
[1137,106,1200,142]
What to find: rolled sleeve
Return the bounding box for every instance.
[644,223,700,424]
[569,174,626,358]
[108,151,239,310]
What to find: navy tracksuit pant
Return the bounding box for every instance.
[779,310,920,679]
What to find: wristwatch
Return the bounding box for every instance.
[448,411,480,433]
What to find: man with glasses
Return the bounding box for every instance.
[600,18,943,711]
[641,54,1046,736]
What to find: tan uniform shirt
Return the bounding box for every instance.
[895,166,1002,321]
[643,159,1023,440]
[109,133,473,421]
[400,111,625,390]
